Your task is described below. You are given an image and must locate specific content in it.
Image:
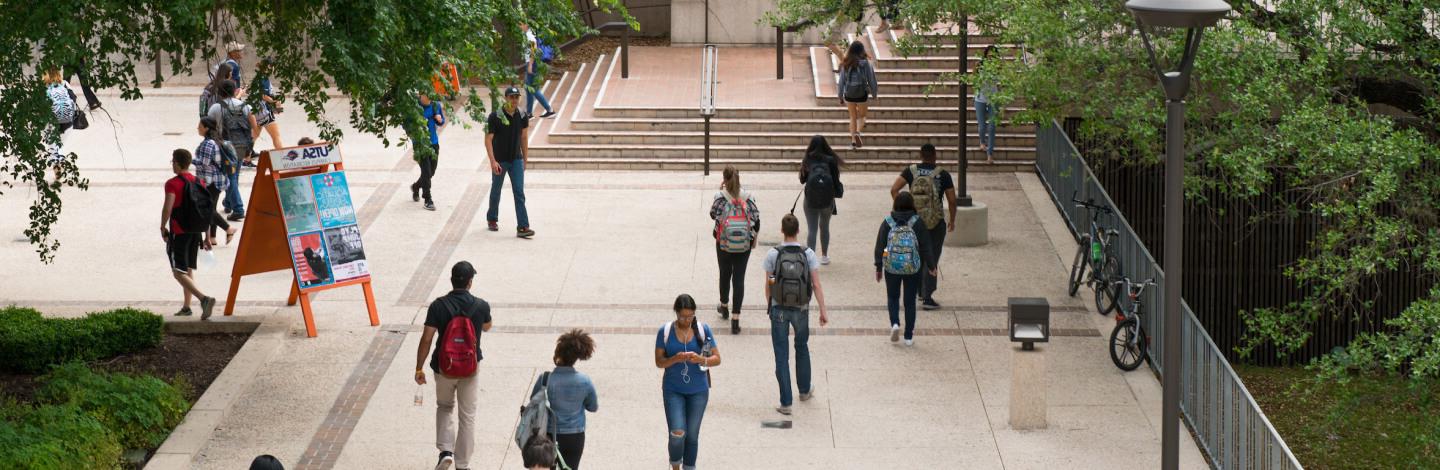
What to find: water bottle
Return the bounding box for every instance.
[200,248,217,270]
[413,385,424,406]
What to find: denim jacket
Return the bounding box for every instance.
[531,367,598,435]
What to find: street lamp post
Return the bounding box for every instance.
[1123,1,1229,469]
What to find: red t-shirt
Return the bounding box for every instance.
[164,172,198,234]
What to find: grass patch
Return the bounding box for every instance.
[1237,365,1440,469]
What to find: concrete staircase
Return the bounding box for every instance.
[527,25,1032,171]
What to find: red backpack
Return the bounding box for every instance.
[438,302,478,378]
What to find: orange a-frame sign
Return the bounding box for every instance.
[222,142,379,337]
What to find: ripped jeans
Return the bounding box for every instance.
[662,388,709,469]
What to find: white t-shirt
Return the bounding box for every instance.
[207,98,254,132]
[763,242,821,275]
[523,30,538,64]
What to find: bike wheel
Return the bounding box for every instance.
[1067,237,1089,297]
[1093,253,1123,315]
[1109,318,1145,371]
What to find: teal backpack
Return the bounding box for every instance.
[883,215,923,275]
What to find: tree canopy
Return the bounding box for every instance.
[0,0,631,261]
[771,0,1439,380]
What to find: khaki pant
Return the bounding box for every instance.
[435,373,479,468]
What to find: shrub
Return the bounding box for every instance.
[0,402,123,469]
[38,364,190,449]
[0,306,163,374]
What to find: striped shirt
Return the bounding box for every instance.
[193,139,228,191]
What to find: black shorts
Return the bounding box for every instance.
[844,96,869,104]
[167,232,201,273]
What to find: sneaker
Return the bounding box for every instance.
[799,387,814,402]
[242,160,257,168]
[424,201,436,211]
[199,296,216,320]
[731,319,740,335]
[173,307,193,317]
[890,324,900,343]
[227,213,245,222]
[904,338,914,347]
[411,185,420,202]
[517,227,535,239]
[539,111,557,119]
[435,451,454,470]
[717,304,730,319]
[922,298,941,311]
[487,221,499,232]
[776,406,792,415]
[820,255,831,266]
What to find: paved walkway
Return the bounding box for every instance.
[0,92,1208,469]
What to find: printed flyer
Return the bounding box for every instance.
[288,231,333,289]
[311,172,357,228]
[276,175,320,234]
[323,225,369,282]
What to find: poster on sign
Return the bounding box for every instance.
[312,172,358,228]
[272,143,342,171]
[288,231,333,288]
[276,175,320,233]
[323,225,369,282]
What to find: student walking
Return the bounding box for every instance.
[890,144,958,310]
[413,94,445,211]
[520,22,557,119]
[221,41,244,85]
[799,135,843,265]
[253,58,284,152]
[976,45,1001,162]
[206,80,259,222]
[485,87,534,238]
[874,192,937,345]
[876,0,902,31]
[828,41,878,149]
[415,261,493,470]
[764,214,830,415]
[531,329,597,469]
[199,63,233,118]
[160,149,217,320]
[43,68,76,169]
[655,294,721,470]
[710,166,760,335]
[195,117,238,245]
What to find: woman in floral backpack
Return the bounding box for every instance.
[709,166,760,335]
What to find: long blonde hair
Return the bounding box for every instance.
[722,165,741,199]
[42,68,63,85]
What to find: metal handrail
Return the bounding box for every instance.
[774,20,815,80]
[700,44,718,175]
[1034,120,1303,470]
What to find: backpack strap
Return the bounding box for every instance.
[907,215,920,227]
[885,216,897,229]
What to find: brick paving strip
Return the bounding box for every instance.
[397,181,486,305]
[294,327,409,470]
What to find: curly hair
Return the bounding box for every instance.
[553,329,595,367]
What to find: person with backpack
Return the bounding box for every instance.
[654,294,721,470]
[763,214,830,415]
[160,149,217,320]
[207,79,259,222]
[220,41,245,86]
[525,329,597,469]
[827,40,878,149]
[199,63,232,119]
[414,261,493,470]
[253,57,285,155]
[874,192,937,346]
[976,45,1001,162]
[890,144,958,310]
[520,22,556,119]
[414,93,446,211]
[195,117,238,245]
[710,166,760,335]
[799,135,843,265]
[43,68,77,170]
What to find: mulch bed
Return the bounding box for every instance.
[0,332,251,404]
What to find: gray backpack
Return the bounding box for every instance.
[843,62,870,102]
[515,372,571,469]
[219,99,253,147]
[771,246,812,308]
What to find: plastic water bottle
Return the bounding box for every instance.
[413,385,424,406]
[200,249,217,270]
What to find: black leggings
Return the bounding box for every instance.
[413,144,438,202]
[206,184,230,237]
[716,245,752,316]
[556,432,585,469]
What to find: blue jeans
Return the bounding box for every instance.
[975,101,997,157]
[885,272,922,339]
[663,388,708,470]
[486,159,530,229]
[525,70,552,115]
[770,306,812,407]
[224,169,245,215]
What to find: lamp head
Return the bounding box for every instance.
[1126,0,1230,29]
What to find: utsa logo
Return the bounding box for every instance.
[284,146,332,162]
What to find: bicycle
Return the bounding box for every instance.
[1067,196,1124,315]
[1109,277,1156,371]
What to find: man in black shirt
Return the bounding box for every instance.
[890,144,959,310]
[485,87,534,238]
[415,261,493,470]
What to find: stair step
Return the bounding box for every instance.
[568,118,1035,134]
[528,144,1034,161]
[546,131,1034,147]
[528,157,1033,172]
[814,95,1023,109]
[593,107,1000,120]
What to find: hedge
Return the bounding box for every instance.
[0,402,123,470]
[0,307,163,374]
[38,363,190,449]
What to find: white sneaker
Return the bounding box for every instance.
[800,386,815,402]
[820,255,831,265]
[904,338,914,347]
[776,406,792,415]
[890,324,900,343]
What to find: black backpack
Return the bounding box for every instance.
[173,176,213,233]
[771,245,812,308]
[219,100,253,147]
[843,63,870,102]
[804,160,836,209]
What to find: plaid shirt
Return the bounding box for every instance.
[193,139,228,191]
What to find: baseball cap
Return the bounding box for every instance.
[504,86,522,96]
[451,261,477,284]
[226,41,245,53]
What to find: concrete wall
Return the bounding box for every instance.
[671,0,825,45]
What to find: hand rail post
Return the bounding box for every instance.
[776,27,784,80]
[622,26,630,79]
[701,44,718,175]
